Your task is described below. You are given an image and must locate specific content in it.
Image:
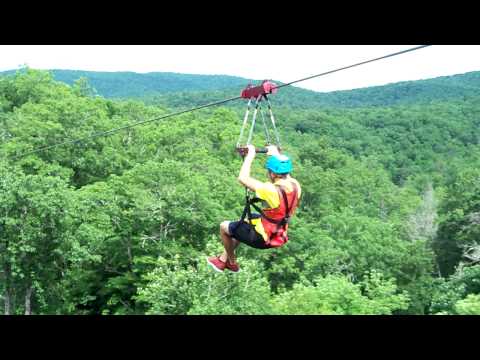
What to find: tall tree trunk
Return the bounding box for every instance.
[4,290,11,315]
[4,263,12,315]
[24,285,33,315]
[127,239,133,271]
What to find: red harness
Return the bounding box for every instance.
[247,181,300,248]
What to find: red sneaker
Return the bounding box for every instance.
[207,256,226,272]
[225,260,240,273]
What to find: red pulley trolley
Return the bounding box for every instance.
[236,80,282,157]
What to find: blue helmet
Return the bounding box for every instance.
[266,154,293,174]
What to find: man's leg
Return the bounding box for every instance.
[219,221,240,264]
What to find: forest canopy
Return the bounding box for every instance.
[1,68,479,315]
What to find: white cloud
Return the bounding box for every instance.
[1,45,479,92]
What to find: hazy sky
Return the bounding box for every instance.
[1,45,479,92]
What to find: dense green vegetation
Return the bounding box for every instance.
[0,68,479,315]
[143,71,480,110]
[3,68,480,109]
[280,99,480,186]
[0,69,252,99]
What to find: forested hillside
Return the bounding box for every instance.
[2,69,480,109]
[0,69,252,98]
[144,71,480,110]
[1,68,479,315]
[279,98,480,186]
[2,68,479,109]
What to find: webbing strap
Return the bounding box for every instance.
[238,93,281,150]
[247,182,299,227]
[246,95,262,145]
[237,181,298,244]
[236,98,252,148]
[264,95,281,148]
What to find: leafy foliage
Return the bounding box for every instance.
[0,68,479,315]
[271,271,409,315]
[3,68,480,109]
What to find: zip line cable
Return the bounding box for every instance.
[275,45,431,89]
[9,95,242,160]
[9,45,432,160]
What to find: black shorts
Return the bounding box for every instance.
[228,220,271,250]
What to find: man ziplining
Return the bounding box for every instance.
[207,144,302,273]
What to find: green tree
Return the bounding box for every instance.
[455,294,480,315]
[0,161,71,314]
[137,254,273,315]
[271,271,409,315]
[434,167,480,276]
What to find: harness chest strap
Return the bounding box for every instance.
[250,181,299,229]
[236,181,299,243]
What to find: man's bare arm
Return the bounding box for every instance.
[238,145,264,192]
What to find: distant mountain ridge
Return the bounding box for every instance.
[0,69,252,97]
[1,68,479,108]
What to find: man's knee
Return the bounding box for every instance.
[220,221,231,235]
